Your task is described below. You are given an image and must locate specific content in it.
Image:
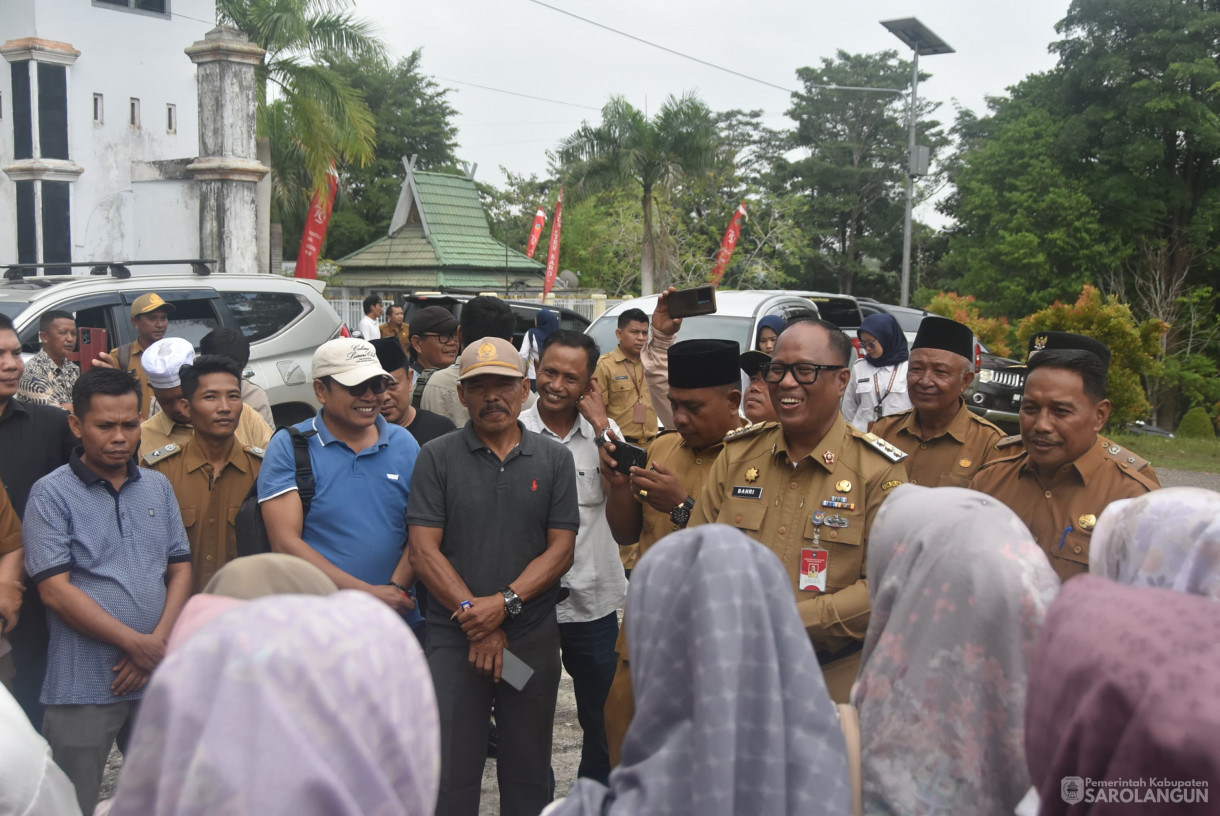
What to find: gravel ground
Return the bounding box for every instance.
[1158,467,1220,489]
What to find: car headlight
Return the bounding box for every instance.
[978,369,994,384]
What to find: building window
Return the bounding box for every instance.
[38,63,69,160]
[129,98,140,128]
[11,61,33,159]
[93,93,104,124]
[166,103,176,134]
[93,0,169,16]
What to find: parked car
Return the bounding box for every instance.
[0,270,343,426]
[1125,420,1175,439]
[399,293,590,348]
[585,291,820,357]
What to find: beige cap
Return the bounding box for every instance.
[312,338,396,387]
[143,337,195,389]
[131,292,175,317]
[457,337,525,382]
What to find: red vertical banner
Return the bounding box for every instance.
[295,167,339,279]
[543,188,564,296]
[709,201,748,287]
[525,207,547,259]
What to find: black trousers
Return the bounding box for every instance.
[428,615,561,816]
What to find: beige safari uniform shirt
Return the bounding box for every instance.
[993,433,1162,488]
[871,400,1006,487]
[969,436,1159,582]
[111,340,154,421]
[141,403,273,456]
[145,439,264,592]
[594,347,658,443]
[690,417,908,654]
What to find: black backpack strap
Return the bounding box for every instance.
[286,427,318,516]
[118,342,133,371]
[412,367,438,409]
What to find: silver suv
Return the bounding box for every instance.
[0,271,342,425]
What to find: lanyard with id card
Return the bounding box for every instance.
[800,511,829,592]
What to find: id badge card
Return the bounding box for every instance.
[800,548,828,592]
[633,401,647,425]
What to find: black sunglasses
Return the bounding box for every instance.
[328,376,391,397]
[417,332,458,344]
[760,362,846,385]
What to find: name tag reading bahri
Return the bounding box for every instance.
[732,486,763,500]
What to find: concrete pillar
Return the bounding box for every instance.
[185,27,269,275]
[591,293,608,318]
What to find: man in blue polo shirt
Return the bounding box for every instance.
[259,338,419,614]
[23,368,193,814]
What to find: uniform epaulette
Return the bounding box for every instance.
[859,431,908,463]
[244,445,266,459]
[142,442,183,466]
[723,421,777,443]
[1099,437,1149,471]
[996,434,1023,449]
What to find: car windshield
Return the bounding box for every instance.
[588,314,753,356]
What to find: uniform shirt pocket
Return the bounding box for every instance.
[724,500,766,532]
[181,506,199,536]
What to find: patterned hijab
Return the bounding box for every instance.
[1090,487,1220,599]
[555,525,851,816]
[107,592,439,816]
[1026,576,1220,815]
[857,313,909,368]
[855,485,1060,816]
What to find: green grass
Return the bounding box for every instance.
[1109,432,1220,474]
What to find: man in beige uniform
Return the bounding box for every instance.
[593,308,658,447]
[970,332,1158,581]
[691,319,908,703]
[145,356,263,592]
[872,316,1005,486]
[602,339,745,766]
[107,293,173,421]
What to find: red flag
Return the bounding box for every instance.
[525,207,547,259]
[543,189,564,297]
[295,167,339,279]
[709,201,748,287]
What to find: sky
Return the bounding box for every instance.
[354,0,1072,204]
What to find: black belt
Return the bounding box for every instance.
[623,435,656,444]
[816,639,863,666]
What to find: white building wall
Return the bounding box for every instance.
[0,0,215,268]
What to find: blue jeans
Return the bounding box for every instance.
[558,611,619,785]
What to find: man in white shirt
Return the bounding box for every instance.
[358,294,383,342]
[519,329,627,785]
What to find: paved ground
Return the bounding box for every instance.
[1159,467,1220,489]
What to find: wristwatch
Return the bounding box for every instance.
[500,586,523,618]
[595,427,614,448]
[670,496,696,528]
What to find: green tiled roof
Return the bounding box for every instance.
[336,167,545,286]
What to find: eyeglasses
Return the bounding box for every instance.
[418,332,457,345]
[860,340,880,350]
[760,362,846,384]
[329,377,390,397]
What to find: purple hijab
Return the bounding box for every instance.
[1026,575,1220,815]
[107,591,439,816]
[858,313,909,367]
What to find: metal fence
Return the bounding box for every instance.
[326,295,629,333]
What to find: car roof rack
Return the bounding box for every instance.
[2,259,216,281]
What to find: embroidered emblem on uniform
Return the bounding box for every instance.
[835,479,852,493]
[1078,513,1097,531]
[1034,334,1048,351]
[822,450,835,465]
[745,467,759,483]
[824,514,850,529]
[477,341,497,361]
[148,293,166,309]
[958,458,972,468]
[1108,445,1121,455]
[531,479,538,491]
[881,480,902,490]
[165,443,178,451]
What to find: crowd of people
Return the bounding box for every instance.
[0,287,1217,816]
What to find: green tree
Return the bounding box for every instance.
[777,50,945,296]
[216,0,384,228]
[556,93,720,294]
[921,291,1014,357]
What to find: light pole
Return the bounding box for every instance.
[881,18,953,307]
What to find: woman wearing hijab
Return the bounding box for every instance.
[520,308,560,389]
[754,315,786,355]
[1025,576,1220,815]
[854,485,1059,816]
[841,313,911,432]
[0,685,82,816]
[549,525,852,816]
[105,592,439,816]
[1089,487,1220,599]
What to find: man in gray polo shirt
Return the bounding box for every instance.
[408,336,578,816]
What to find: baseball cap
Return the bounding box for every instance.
[312,338,396,387]
[739,349,771,377]
[131,293,175,318]
[457,337,525,382]
[143,337,196,390]
[409,306,459,338]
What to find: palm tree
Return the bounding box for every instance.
[216,0,383,212]
[558,93,720,294]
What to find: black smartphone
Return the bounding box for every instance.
[610,440,648,474]
[667,285,717,319]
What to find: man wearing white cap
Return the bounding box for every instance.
[139,337,272,456]
[257,339,419,613]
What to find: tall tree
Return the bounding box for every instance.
[777,50,945,296]
[556,93,720,294]
[216,0,384,226]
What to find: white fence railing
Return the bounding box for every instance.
[326,295,629,334]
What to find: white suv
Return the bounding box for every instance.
[0,271,342,425]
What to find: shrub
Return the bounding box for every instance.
[1177,406,1216,438]
[921,291,1014,357]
